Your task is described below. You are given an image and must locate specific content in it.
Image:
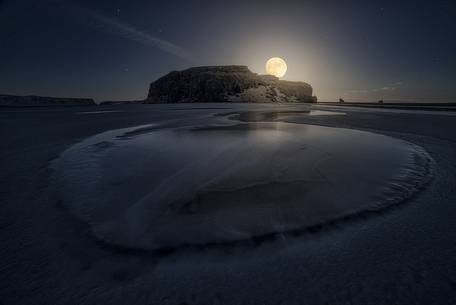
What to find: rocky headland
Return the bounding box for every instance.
[146,66,317,103]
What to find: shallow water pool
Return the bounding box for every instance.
[52,118,432,250]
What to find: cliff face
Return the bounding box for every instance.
[146,66,316,103]
[0,95,96,107]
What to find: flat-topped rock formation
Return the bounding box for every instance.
[0,95,96,107]
[146,66,317,103]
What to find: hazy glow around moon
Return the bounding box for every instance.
[266,57,287,78]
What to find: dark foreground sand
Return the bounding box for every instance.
[1,103,456,305]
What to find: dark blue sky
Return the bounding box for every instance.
[0,0,455,102]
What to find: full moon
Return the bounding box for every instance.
[265,57,287,78]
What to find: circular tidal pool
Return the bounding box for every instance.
[52,121,433,250]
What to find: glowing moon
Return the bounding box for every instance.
[266,57,287,78]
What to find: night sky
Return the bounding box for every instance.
[1,0,455,102]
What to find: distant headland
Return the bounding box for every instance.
[0,94,96,107]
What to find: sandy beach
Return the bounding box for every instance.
[1,103,456,304]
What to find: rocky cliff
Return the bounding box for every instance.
[0,95,96,107]
[146,66,316,103]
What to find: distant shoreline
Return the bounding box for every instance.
[318,102,456,111]
[2,97,456,112]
